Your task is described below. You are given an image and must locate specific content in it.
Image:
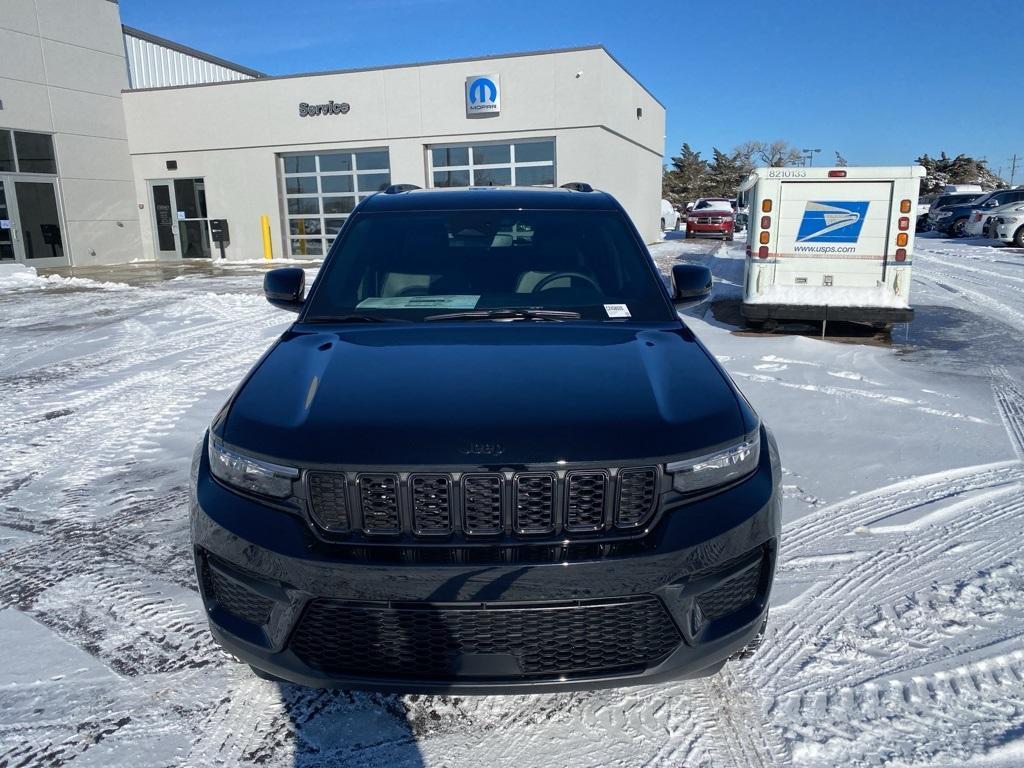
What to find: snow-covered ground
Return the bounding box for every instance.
[1,234,1022,767]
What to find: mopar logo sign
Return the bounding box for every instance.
[466,74,500,117]
[796,201,870,243]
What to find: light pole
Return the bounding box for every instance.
[802,148,821,167]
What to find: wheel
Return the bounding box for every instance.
[685,230,694,239]
[952,217,968,237]
[1014,226,1024,248]
[250,665,286,683]
[661,218,666,231]
[673,218,681,232]
[725,231,734,241]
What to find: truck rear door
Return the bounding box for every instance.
[774,181,894,287]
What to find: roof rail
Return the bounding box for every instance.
[560,182,594,192]
[382,184,422,194]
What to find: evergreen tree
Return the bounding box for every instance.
[706,148,748,198]
[916,152,1006,195]
[662,143,709,206]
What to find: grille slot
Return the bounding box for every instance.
[202,560,273,626]
[307,472,350,532]
[615,468,658,528]
[290,596,681,681]
[514,474,556,534]
[410,474,452,534]
[462,474,503,535]
[358,474,400,533]
[565,471,607,531]
[696,561,762,620]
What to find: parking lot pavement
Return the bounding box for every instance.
[1,237,1023,767]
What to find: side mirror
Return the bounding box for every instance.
[264,267,305,312]
[671,264,713,308]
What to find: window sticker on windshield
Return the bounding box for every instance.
[357,295,480,310]
[604,303,631,318]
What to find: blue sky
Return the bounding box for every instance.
[122,0,1023,178]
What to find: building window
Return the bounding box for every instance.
[279,148,391,257]
[0,129,57,174]
[427,139,555,189]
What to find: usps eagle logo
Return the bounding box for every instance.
[796,201,870,243]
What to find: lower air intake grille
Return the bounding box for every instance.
[615,468,658,528]
[514,474,556,533]
[290,596,681,680]
[307,472,350,532]
[696,561,762,621]
[358,474,400,533]
[202,560,273,626]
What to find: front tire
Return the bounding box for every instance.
[1014,226,1024,248]
[952,217,969,238]
[674,218,681,231]
[725,231,734,241]
[661,218,666,231]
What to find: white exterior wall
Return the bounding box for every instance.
[0,0,141,266]
[123,46,665,261]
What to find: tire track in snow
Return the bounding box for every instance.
[992,366,1024,459]
[763,482,1024,692]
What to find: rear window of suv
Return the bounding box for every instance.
[303,209,674,322]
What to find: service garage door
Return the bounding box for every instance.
[279,149,391,258]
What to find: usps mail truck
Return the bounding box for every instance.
[739,166,925,328]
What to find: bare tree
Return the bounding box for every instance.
[834,151,848,167]
[735,140,803,167]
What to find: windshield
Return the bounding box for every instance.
[302,209,673,322]
[695,199,733,211]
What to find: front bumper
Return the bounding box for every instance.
[686,222,733,238]
[742,302,913,324]
[190,436,781,693]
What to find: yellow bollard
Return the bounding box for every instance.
[260,214,273,260]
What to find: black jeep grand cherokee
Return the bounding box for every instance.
[190,185,781,693]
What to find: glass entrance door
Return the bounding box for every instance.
[148,178,211,260]
[14,180,65,264]
[0,180,14,262]
[0,176,68,266]
[149,181,180,260]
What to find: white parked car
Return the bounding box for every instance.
[965,199,1024,238]
[661,199,681,231]
[991,203,1024,247]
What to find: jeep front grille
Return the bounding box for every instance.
[462,474,503,534]
[615,468,658,527]
[514,473,556,533]
[358,474,400,533]
[411,474,452,534]
[305,466,660,541]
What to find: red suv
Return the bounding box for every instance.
[686,198,735,240]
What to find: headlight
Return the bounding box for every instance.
[208,436,298,499]
[666,430,760,494]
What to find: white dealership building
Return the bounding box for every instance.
[1,0,665,268]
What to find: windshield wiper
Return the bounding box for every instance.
[305,314,397,324]
[424,308,582,322]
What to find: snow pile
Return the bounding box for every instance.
[0,263,130,293]
[744,282,909,308]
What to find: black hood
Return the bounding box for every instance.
[222,323,750,467]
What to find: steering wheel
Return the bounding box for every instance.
[532,271,601,293]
